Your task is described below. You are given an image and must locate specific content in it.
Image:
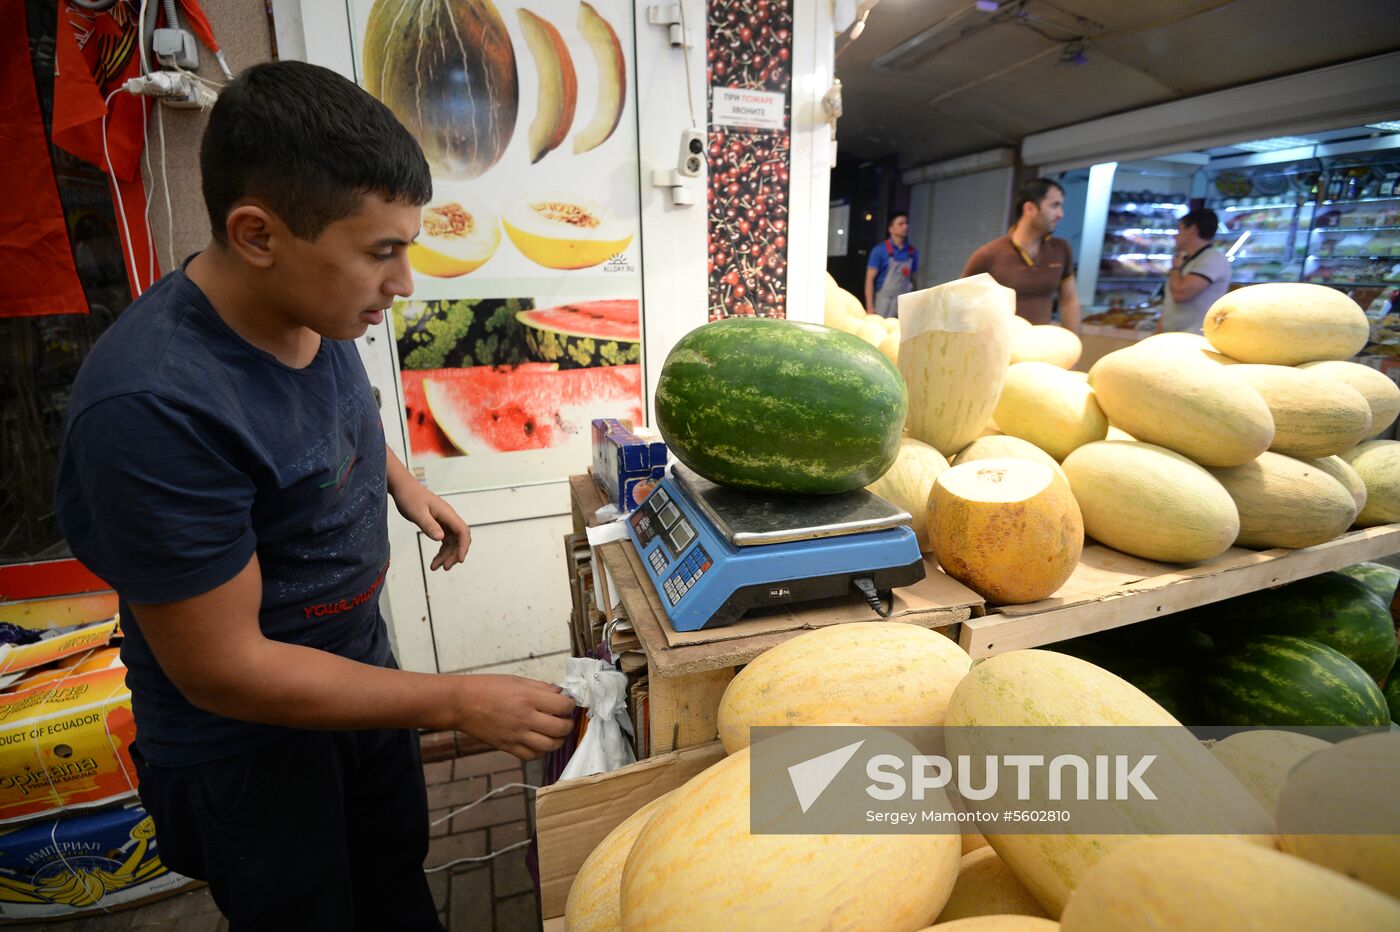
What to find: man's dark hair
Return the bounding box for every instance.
[1178,208,1219,241]
[888,211,909,231]
[201,61,432,244]
[1014,178,1065,219]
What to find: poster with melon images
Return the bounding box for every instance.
[348,0,644,490]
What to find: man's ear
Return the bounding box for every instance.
[225,203,279,269]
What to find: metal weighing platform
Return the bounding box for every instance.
[625,464,925,631]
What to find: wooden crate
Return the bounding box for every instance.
[569,474,980,756]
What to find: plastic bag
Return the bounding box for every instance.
[558,657,636,780]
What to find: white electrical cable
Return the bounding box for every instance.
[422,782,539,873]
[676,0,698,130]
[141,95,157,283]
[156,105,176,271]
[102,88,143,297]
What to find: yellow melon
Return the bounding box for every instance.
[937,847,1051,923]
[1058,836,1400,931]
[1298,359,1400,437]
[929,459,1082,604]
[1203,282,1370,365]
[1062,441,1239,563]
[565,790,674,931]
[1010,325,1082,369]
[1230,364,1373,458]
[1208,730,1330,813]
[716,622,971,754]
[621,738,961,930]
[1339,440,1400,526]
[993,362,1108,461]
[1207,451,1357,549]
[866,437,951,553]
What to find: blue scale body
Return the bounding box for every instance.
[625,469,925,632]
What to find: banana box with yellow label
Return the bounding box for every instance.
[0,801,196,921]
[0,657,138,825]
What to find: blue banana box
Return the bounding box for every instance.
[592,419,667,512]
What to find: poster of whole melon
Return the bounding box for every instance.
[348,0,644,491]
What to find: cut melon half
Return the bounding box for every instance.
[573,1,626,154]
[503,194,633,269]
[408,200,501,278]
[518,9,577,164]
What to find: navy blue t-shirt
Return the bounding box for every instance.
[54,266,393,766]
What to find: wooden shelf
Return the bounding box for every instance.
[958,525,1400,658]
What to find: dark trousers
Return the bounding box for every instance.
[132,727,443,931]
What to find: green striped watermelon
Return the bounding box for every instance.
[654,318,907,494]
[1337,562,1400,614]
[1196,573,1397,684]
[1202,635,1391,727]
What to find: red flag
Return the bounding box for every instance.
[0,2,88,317]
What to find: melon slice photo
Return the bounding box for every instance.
[408,199,501,278]
[516,300,639,368]
[573,1,626,154]
[502,195,634,269]
[517,9,577,164]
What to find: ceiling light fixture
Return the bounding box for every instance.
[873,2,1002,71]
[1230,136,1315,153]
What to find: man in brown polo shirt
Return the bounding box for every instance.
[963,179,1081,330]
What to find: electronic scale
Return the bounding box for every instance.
[625,464,926,631]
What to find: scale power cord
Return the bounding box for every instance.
[853,576,893,618]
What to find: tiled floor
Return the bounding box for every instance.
[21,747,547,932]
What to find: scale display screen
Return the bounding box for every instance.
[628,487,696,560]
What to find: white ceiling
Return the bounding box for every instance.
[834,0,1400,167]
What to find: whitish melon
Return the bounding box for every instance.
[1208,730,1330,813]
[823,274,866,334]
[1207,452,1357,549]
[993,362,1108,461]
[1339,440,1400,526]
[899,275,1017,456]
[1308,454,1368,513]
[1062,441,1239,563]
[1230,364,1372,458]
[1277,731,1400,900]
[866,438,950,553]
[1203,282,1369,365]
[920,918,1059,931]
[880,330,900,365]
[945,651,1275,917]
[1058,836,1400,931]
[565,790,674,931]
[937,848,1051,923]
[858,317,890,347]
[621,737,961,931]
[1010,325,1082,369]
[1134,331,1237,365]
[1088,349,1274,467]
[1299,359,1400,437]
[952,435,1066,482]
[929,459,1083,605]
[1104,425,1135,441]
[716,622,971,753]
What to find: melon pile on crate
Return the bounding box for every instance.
[563,623,1400,930]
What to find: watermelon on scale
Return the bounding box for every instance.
[654,318,907,495]
[417,364,642,455]
[517,300,640,369]
[1202,635,1391,727]
[1197,573,1397,683]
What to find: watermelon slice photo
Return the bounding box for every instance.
[517,299,640,369]
[415,363,643,456]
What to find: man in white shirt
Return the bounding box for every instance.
[1158,208,1232,333]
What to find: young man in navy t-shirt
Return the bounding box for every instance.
[54,62,574,929]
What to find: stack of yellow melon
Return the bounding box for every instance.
[864,278,1398,608]
[823,271,901,364]
[562,631,1400,930]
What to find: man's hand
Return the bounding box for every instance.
[394,485,471,571]
[456,675,576,760]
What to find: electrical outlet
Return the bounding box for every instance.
[152,28,199,70]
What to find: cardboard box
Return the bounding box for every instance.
[591,419,667,512]
[0,616,119,679]
[0,802,197,922]
[0,662,137,825]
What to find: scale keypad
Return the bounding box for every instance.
[662,545,711,605]
[648,549,667,574]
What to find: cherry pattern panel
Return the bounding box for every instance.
[707,0,793,320]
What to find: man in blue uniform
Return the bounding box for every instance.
[865,212,918,317]
[53,62,574,930]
